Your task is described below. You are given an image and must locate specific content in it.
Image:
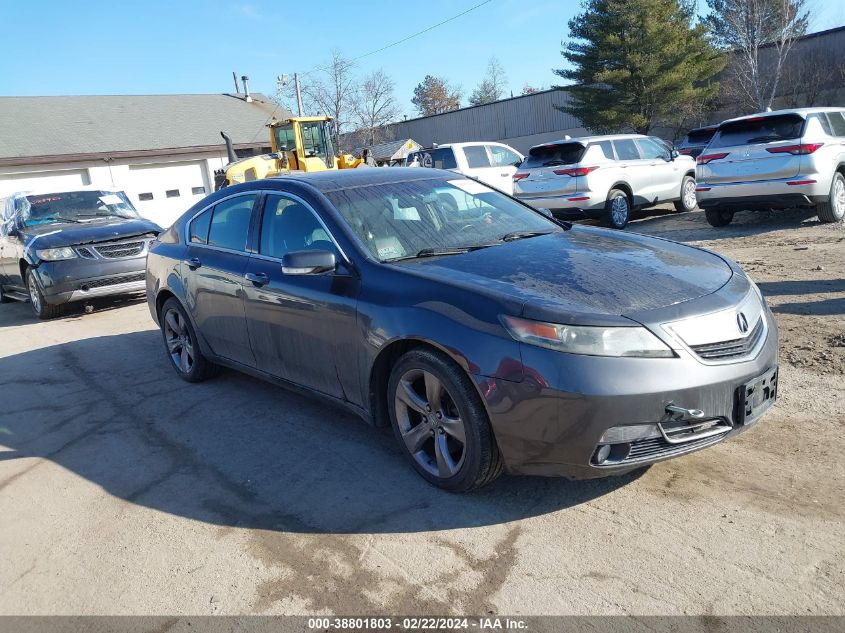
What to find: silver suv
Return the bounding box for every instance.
[695,108,845,226]
[512,134,697,229]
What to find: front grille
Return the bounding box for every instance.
[92,240,145,258]
[78,272,145,290]
[76,247,95,258]
[625,432,727,462]
[690,317,764,360]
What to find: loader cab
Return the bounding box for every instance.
[270,117,336,171]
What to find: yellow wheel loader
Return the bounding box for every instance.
[214,116,364,190]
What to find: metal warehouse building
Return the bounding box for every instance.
[0,93,286,228]
[375,89,588,155]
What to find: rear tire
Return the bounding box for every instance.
[387,348,503,492]
[26,268,63,319]
[603,189,630,229]
[673,175,697,213]
[160,297,220,382]
[816,172,845,223]
[705,208,735,227]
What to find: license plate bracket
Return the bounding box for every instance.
[736,366,778,425]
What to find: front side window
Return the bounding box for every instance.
[488,145,521,167]
[637,138,670,161]
[259,194,333,259]
[273,124,297,151]
[324,177,561,262]
[613,139,642,161]
[207,194,256,251]
[463,145,492,168]
[19,190,139,227]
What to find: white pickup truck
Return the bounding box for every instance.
[405,142,524,193]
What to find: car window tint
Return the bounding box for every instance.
[711,113,805,148]
[826,111,845,137]
[190,208,212,244]
[523,142,586,168]
[207,194,256,251]
[613,139,641,160]
[637,138,669,160]
[488,145,521,167]
[259,194,333,259]
[594,140,615,160]
[464,145,491,168]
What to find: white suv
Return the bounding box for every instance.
[512,135,697,229]
[695,108,845,226]
[405,142,524,193]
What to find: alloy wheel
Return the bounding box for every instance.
[834,176,845,217]
[682,179,697,210]
[611,196,629,226]
[163,308,194,374]
[393,368,467,478]
[28,274,41,314]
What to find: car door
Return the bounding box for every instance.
[0,204,26,289]
[486,144,524,194]
[612,138,652,206]
[241,192,359,399]
[636,137,681,201]
[183,192,257,367]
[459,144,508,191]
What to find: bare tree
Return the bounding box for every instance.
[521,84,541,95]
[706,0,809,111]
[352,69,401,146]
[469,57,509,106]
[780,46,843,107]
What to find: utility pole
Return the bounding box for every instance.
[294,73,304,116]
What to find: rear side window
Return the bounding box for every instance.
[593,140,615,160]
[613,139,641,160]
[711,114,805,148]
[463,145,491,168]
[207,194,257,251]
[190,209,212,244]
[523,142,586,168]
[826,111,845,137]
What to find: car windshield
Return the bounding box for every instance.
[522,142,586,169]
[20,190,139,226]
[324,177,562,262]
[711,114,805,148]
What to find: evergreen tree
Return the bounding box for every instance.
[555,0,725,134]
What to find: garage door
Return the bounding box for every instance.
[126,161,209,228]
[0,168,90,196]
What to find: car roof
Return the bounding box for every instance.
[720,107,845,125]
[269,167,461,193]
[528,134,647,151]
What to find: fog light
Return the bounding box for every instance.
[594,444,611,464]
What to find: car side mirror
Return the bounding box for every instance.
[281,249,336,275]
[670,149,679,160]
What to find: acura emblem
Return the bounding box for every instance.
[737,312,749,334]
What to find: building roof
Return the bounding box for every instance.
[0,93,289,163]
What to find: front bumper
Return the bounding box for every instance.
[695,176,829,210]
[33,256,147,305]
[475,306,779,478]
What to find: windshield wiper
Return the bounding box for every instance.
[384,244,494,262]
[35,216,83,224]
[500,229,556,242]
[542,160,568,166]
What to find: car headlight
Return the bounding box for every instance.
[501,315,674,358]
[35,247,77,261]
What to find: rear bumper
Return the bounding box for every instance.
[514,191,605,215]
[695,176,829,210]
[33,257,147,305]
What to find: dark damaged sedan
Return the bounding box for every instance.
[146,168,778,491]
[0,188,161,318]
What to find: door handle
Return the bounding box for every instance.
[244,272,269,286]
[184,257,202,270]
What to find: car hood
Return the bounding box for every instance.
[398,226,734,325]
[22,218,162,249]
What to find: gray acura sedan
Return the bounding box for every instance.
[146,168,778,491]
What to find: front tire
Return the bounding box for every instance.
[160,298,219,382]
[705,208,735,227]
[603,188,630,229]
[816,172,845,223]
[673,175,697,212]
[26,268,63,319]
[387,348,503,492]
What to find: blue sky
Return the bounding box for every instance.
[2,0,843,119]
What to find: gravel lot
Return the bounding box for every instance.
[0,206,843,616]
